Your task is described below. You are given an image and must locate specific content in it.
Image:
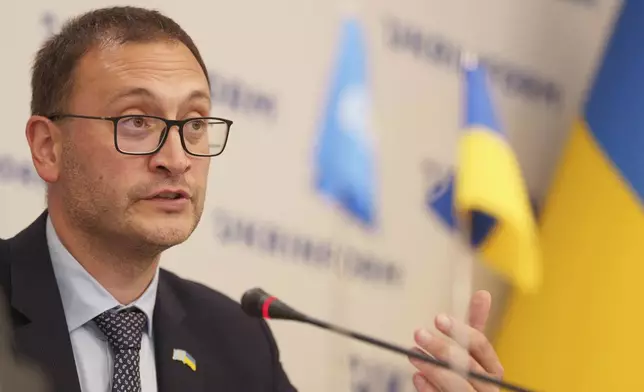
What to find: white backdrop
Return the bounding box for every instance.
[0,0,621,390]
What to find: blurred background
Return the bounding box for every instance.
[0,0,627,391]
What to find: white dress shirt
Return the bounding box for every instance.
[46,216,159,392]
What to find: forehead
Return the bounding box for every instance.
[69,40,210,107]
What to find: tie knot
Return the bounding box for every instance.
[93,308,148,350]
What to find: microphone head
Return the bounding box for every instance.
[240,288,308,322]
[240,287,272,318]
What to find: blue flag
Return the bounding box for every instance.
[314,17,377,228]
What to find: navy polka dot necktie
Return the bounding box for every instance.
[93,308,148,392]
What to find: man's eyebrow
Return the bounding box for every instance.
[107,87,212,106]
[107,87,156,105]
[186,90,211,104]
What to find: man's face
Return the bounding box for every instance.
[55,40,211,251]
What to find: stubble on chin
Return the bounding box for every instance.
[125,196,205,249]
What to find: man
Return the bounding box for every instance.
[0,6,504,392]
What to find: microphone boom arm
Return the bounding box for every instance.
[302,315,533,392]
[240,288,537,392]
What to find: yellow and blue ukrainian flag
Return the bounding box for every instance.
[428,60,541,293]
[314,16,377,228]
[494,2,644,390]
[172,349,196,371]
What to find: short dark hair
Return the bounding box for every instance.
[30,6,210,116]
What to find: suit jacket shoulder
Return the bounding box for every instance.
[0,212,82,392]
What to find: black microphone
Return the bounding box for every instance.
[241,287,536,392]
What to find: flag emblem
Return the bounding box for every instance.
[172,349,196,371]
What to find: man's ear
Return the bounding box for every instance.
[25,115,62,184]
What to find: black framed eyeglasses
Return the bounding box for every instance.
[46,114,233,157]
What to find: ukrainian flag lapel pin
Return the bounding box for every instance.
[172,349,197,371]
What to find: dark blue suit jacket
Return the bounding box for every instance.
[0,211,297,392]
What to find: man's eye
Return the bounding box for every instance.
[123,117,148,128]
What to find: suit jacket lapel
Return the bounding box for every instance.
[9,211,81,392]
[154,273,205,392]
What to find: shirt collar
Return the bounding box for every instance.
[46,215,159,335]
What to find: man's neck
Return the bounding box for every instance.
[48,208,160,305]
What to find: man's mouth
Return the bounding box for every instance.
[154,192,185,200]
[146,189,191,201]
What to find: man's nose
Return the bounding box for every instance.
[149,126,190,175]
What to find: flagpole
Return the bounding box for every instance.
[318,2,375,387]
[328,221,350,392]
[446,51,480,388]
[450,211,474,385]
[327,2,358,390]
